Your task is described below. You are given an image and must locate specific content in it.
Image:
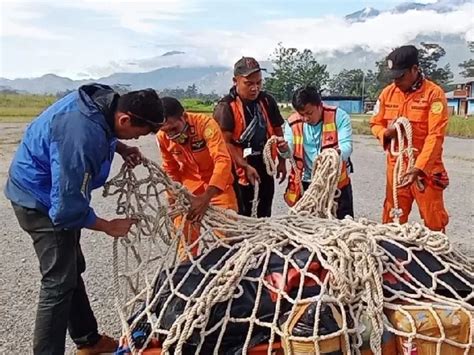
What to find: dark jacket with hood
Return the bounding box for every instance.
[4,84,118,229]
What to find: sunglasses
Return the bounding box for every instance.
[127,112,163,133]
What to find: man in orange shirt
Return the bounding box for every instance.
[370,45,449,231]
[156,97,237,254]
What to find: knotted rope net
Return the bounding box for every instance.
[104,146,473,355]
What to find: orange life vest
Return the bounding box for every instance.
[284,106,350,207]
[229,95,277,185]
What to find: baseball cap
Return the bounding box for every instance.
[233,57,266,77]
[386,45,419,79]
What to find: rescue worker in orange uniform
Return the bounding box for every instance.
[213,57,287,217]
[370,45,449,231]
[156,97,237,255]
[277,86,354,219]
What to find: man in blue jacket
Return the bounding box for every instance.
[4,84,164,355]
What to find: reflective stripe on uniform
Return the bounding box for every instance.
[285,192,297,203]
[323,122,336,132]
[294,135,304,145]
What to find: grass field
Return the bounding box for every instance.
[1,94,473,138]
[0,94,57,122]
[349,115,474,138]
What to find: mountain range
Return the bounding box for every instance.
[1,1,472,95]
[345,0,470,22]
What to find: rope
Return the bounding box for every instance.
[247,135,282,218]
[292,148,341,218]
[389,117,417,223]
[250,181,259,218]
[104,153,474,355]
[248,135,286,218]
[263,136,303,195]
[263,135,341,218]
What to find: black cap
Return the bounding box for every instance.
[233,57,266,77]
[386,45,419,79]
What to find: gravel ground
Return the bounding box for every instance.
[0,122,472,354]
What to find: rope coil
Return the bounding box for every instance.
[389,117,418,223]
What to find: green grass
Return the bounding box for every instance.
[350,115,474,138]
[182,99,295,117]
[0,94,55,120]
[352,119,373,135]
[0,93,56,108]
[447,116,474,138]
[182,98,214,113]
[1,94,473,138]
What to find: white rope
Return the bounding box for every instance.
[250,181,259,218]
[104,153,473,355]
[263,135,303,195]
[389,117,417,223]
[292,148,341,218]
[263,136,341,218]
[249,135,293,218]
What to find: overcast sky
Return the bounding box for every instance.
[0,0,472,79]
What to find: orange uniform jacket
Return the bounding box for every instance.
[370,78,449,231]
[157,113,237,210]
[371,79,448,175]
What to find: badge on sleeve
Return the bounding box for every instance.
[203,127,215,140]
[430,101,444,114]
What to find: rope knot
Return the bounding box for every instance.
[390,208,403,219]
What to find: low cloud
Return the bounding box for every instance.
[1,0,472,79]
[184,3,473,64]
[87,2,473,77]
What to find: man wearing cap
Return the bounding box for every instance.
[4,84,164,354]
[156,97,237,256]
[213,57,286,217]
[370,45,449,231]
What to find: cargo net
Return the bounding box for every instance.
[103,149,474,355]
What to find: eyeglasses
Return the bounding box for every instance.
[127,111,163,133]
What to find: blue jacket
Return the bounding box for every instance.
[4,84,118,229]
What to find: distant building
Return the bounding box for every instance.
[446,81,473,117]
[277,96,366,114]
[322,95,364,114]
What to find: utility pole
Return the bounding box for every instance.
[361,71,366,114]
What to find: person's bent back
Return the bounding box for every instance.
[4,84,164,355]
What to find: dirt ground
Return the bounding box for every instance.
[0,122,472,353]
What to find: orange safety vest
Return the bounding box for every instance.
[229,95,277,185]
[284,106,350,207]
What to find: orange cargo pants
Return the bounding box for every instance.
[382,163,449,232]
[175,186,238,259]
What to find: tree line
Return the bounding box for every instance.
[47,84,220,102]
[265,42,474,102]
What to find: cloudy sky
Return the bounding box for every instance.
[0,0,472,79]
